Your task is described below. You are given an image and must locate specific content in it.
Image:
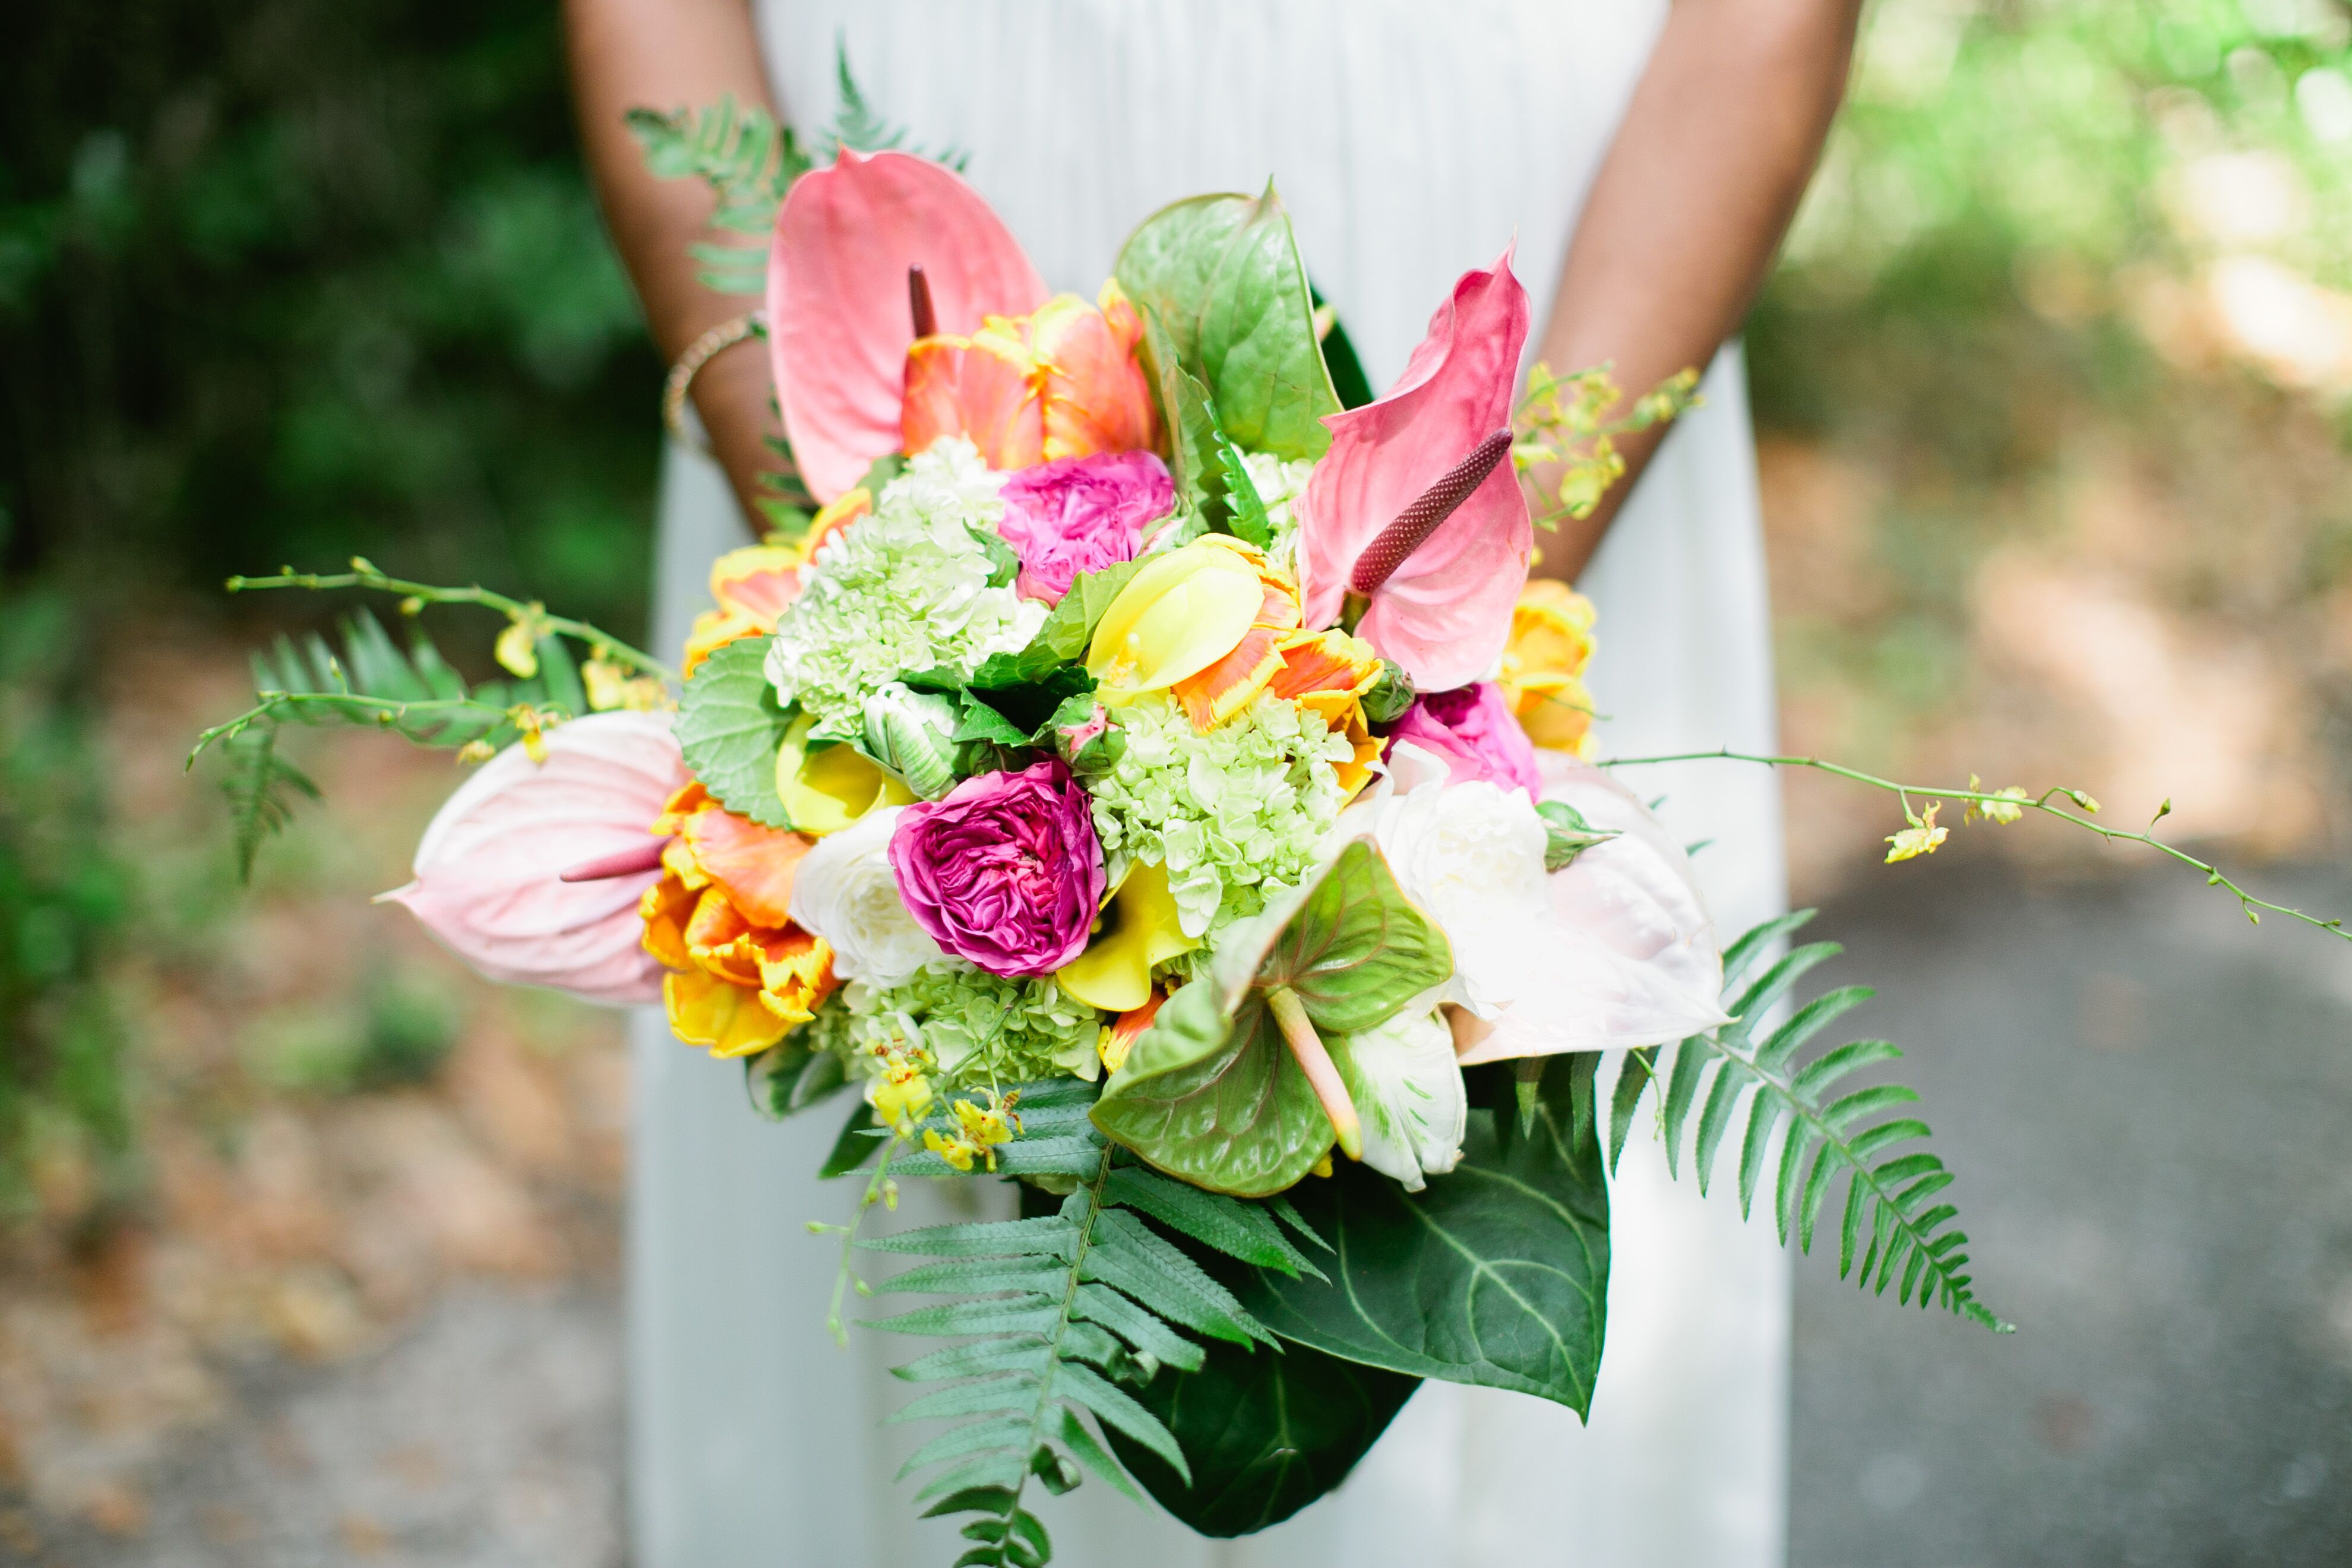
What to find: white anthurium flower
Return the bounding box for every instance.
[1339,1000,1468,1191]
[1337,742,1728,1061]
[786,806,944,987]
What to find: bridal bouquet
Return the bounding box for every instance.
[191,108,2348,1566]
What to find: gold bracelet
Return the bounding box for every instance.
[662,310,766,453]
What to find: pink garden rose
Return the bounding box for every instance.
[994,451,1175,604]
[887,757,1107,977]
[1386,681,1542,798]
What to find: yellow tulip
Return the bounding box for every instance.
[1085,539,1266,706]
[774,713,916,837]
[1500,580,1601,756]
[1055,860,1200,1013]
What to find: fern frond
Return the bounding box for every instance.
[854,1079,1323,1563]
[817,40,968,169]
[217,720,320,883]
[625,95,812,295]
[1625,911,2011,1333]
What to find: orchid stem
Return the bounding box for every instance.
[1596,747,2351,945]
[824,1133,902,1348]
[1266,985,1361,1159]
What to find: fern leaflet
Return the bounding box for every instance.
[856,1079,1316,1564]
[217,720,319,883]
[1622,910,2010,1332]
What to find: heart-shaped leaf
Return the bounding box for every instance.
[1234,1056,1612,1414]
[1115,185,1341,463]
[674,636,792,826]
[1105,1331,1418,1537]
[1092,839,1452,1196]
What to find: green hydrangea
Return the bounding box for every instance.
[1089,692,1354,942]
[839,962,1104,1089]
[765,440,1045,738]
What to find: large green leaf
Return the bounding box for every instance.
[1106,1332,1418,1537]
[1235,1057,1612,1415]
[1092,840,1453,1197]
[1115,186,1341,463]
[673,635,792,826]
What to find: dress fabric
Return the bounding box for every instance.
[628,3,1790,1564]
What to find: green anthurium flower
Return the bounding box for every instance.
[1090,836,1453,1197]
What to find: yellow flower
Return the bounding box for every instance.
[924,1128,982,1171]
[639,782,839,1057]
[1056,861,1200,1013]
[774,712,917,836]
[871,1061,934,1132]
[1086,538,1267,706]
[583,657,667,713]
[1500,580,1599,757]
[924,1091,1023,1172]
[1884,802,1949,864]
[494,610,543,679]
[1964,774,2029,826]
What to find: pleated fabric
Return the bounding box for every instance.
[628,5,1790,1563]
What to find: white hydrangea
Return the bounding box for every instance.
[765,440,1046,738]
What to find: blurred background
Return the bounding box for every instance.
[2,2,2348,1563]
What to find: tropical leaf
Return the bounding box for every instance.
[1114,185,1342,463]
[673,635,792,827]
[1232,1054,1611,1413]
[1621,911,2011,1333]
[1102,1330,1418,1538]
[854,1076,1334,1564]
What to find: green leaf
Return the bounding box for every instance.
[674,636,792,827]
[1101,1168,1321,1278]
[1216,433,1272,547]
[1535,799,1620,872]
[1024,559,1146,665]
[219,720,320,884]
[1105,1331,1418,1537]
[1137,308,1226,520]
[966,523,1021,589]
[1115,185,1342,463]
[745,1042,846,1121]
[818,1102,881,1178]
[1235,1056,1611,1413]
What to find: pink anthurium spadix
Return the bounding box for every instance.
[1453,747,1730,1064]
[1295,248,1533,692]
[380,712,688,1004]
[767,149,1049,501]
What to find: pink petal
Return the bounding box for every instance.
[381,712,688,1004]
[1455,752,1728,1063]
[1296,249,1532,690]
[767,150,1048,501]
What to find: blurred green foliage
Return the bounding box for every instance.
[1750,0,2352,760]
[0,0,659,634]
[0,564,134,1217]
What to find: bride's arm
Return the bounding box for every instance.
[1529,0,1864,584]
[566,0,779,523]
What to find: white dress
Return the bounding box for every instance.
[630,4,1790,1564]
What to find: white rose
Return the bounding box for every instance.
[1333,742,1553,1019]
[786,807,943,987]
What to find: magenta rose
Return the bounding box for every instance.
[1386,682,1542,797]
[994,451,1176,604]
[886,758,1106,977]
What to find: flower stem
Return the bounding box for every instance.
[226,561,678,683]
[1266,985,1361,1159]
[824,1133,902,1348]
[1597,747,2351,944]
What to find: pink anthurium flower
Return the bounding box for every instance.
[1450,747,1729,1064]
[1295,248,1532,692]
[380,712,688,1004]
[767,149,1049,502]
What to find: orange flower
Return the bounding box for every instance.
[1499,580,1599,757]
[903,281,1159,471]
[678,490,872,675]
[640,783,837,1057]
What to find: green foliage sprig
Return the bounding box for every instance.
[1512,362,1702,528]
[851,1078,1320,1567]
[1617,912,2008,1333]
[1601,748,2352,944]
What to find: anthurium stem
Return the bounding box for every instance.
[1266,985,1361,1160]
[1347,428,1515,596]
